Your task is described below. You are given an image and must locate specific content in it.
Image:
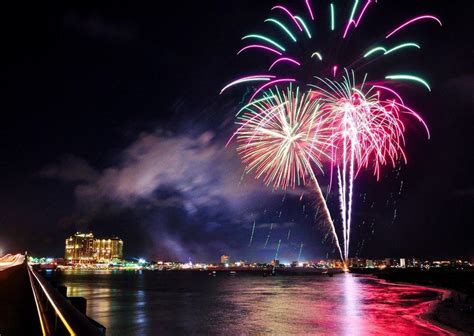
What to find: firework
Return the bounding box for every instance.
[222,0,440,263]
[222,1,440,103]
[234,86,344,261]
[311,70,429,260]
[235,86,332,189]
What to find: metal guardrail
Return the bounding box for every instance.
[27,263,104,336]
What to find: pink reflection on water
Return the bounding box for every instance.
[336,274,453,335]
[343,273,362,335]
[58,271,455,335]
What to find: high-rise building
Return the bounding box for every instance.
[94,237,123,262]
[65,232,95,263]
[220,255,229,264]
[65,232,123,264]
[400,258,406,268]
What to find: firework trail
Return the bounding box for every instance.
[222,0,441,263]
[275,239,282,260]
[263,223,273,248]
[249,219,256,247]
[233,86,344,261]
[287,229,291,240]
[312,71,429,260]
[297,242,304,262]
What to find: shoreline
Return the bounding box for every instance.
[370,275,472,335]
[419,289,464,336]
[421,289,473,336]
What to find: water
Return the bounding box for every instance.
[50,270,452,335]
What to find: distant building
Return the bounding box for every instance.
[94,237,123,262]
[406,258,420,268]
[400,258,406,268]
[349,257,366,268]
[65,232,123,264]
[65,232,95,263]
[220,255,229,265]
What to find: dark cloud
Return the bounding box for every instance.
[42,129,279,260]
[72,130,263,207]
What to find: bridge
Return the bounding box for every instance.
[0,254,105,336]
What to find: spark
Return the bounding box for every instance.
[311,52,323,61]
[385,74,431,91]
[242,34,286,52]
[386,15,442,39]
[263,223,273,248]
[297,242,304,262]
[221,75,275,94]
[248,78,296,102]
[271,5,303,31]
[265,18,297,42]
[391,208,398,224]
[248,219,256,247]
[330,3,335,31]
[295,16,312,39]
[275,239,282,260]
[237,44,283,56]
[306,0,315,21]
[363,43,420,58]
[269,57,301,71]
[343,0,372,39]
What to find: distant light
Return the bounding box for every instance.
[298,262,303,267]
[138,258,146,264]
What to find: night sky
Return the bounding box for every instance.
[0,0,472,262]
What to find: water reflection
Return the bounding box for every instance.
[54,271,452,335]
[343,272,362,335]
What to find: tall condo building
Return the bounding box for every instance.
[65,232,123,264]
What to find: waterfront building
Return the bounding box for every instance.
[94,237,123,262]
[65,232,95,263]
[349,257,367,268]
[405,258,420,267]
[65,232,123,264]
[220,255,229,265]
[400,258,406,268]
